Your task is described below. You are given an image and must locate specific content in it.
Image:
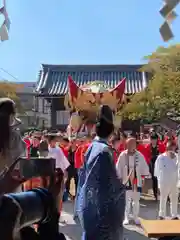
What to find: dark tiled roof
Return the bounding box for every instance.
[35,64,148,95]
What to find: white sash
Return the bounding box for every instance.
[125,151,142,189]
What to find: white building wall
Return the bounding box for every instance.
[56,110,70,125]
[36,97,51,128]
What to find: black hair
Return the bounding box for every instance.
[47,135,57,143]
[62,137,69,143]
[0,99,15,156]
[96,121,114,138]
[120,132,127,139]
[150,133,158,140]
[96,105,114,139]
[131,132,137,139]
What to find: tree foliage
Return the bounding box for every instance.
[0,81,23,112]
[121,44,180,121]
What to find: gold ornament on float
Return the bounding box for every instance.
[65,76,126,126]
[74,90,96,112]
[64,93,71,110]
[101,91,119,111]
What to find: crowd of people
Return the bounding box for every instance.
[0,97,179,239]
[22,120,180,225]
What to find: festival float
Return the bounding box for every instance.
[64,76,126,138]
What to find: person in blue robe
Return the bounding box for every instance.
[76,105,125,240]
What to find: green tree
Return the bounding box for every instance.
[121,44,180,121]
[0,81,23,112]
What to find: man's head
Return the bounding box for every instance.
[42,130,48,140]
[126,138,136,153]
[149,128,155,133]
[150,133,158,145]
[70,139,77,148]
[166,140,176,152]
[61,136,69,146]
[31,137,40,147]
[47,135,58,147]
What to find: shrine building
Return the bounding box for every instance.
[34,64,149,130]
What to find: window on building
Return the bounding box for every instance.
[56,110,70,125]
[34,96,39,111]
[43,99,51,114]
[38,98,44,113]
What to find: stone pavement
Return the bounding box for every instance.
[59,195,160,240]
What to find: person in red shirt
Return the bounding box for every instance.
[74,135,92,169]
[117,132,127,154]
[145,134,166,165]
[163,130,177,146]
[108,134,120,164]
[23,136,31,158]
[59,136,69,158]
[74,144,83,169]
[137,140,147,160]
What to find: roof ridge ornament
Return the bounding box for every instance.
[159,0,180,42]
[0,0,10,42]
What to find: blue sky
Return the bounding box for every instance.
[0,0,179,82]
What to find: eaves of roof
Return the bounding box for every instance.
[36,64,148,95]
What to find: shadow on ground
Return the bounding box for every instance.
[60,223,149,240]
[60,198,164,239]
[124,228,149,240]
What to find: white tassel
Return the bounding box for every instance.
[0,0,10,42]
[0,23,9,41]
